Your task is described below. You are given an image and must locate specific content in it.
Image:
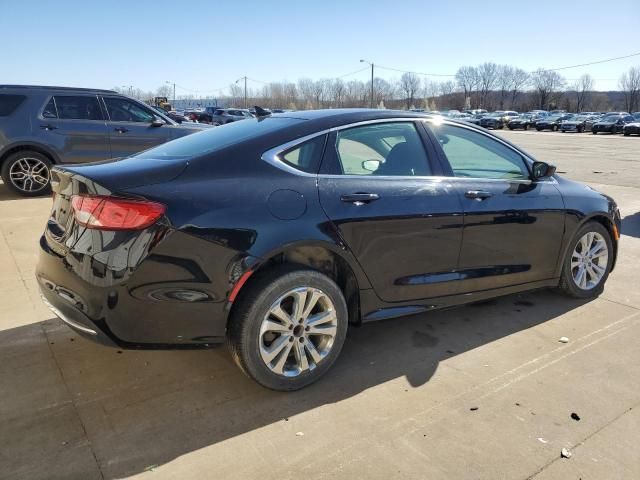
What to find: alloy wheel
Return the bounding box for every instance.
[9,157,50,193]
[571,231,609,290]
[259,287,337,377]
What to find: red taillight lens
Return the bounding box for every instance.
[71,195,165,230]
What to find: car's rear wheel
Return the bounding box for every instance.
[624,132,630,136]
[558,222,613,298]
[523,124,529,131]
[227,266,348,391]
[592,130,597,134]
[536,127,542,131]
[1,150,52,196]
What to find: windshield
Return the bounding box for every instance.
[601,115,620,122]
[135,117,303,160]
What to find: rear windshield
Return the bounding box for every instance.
[135,117,303,160]
[0,94,26,116]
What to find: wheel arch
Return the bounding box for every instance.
[0,142,61,167]
[229,241,368,327]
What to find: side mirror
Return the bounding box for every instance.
[362,159,381,172]
[531,161,556,179]
[150,119,164,127]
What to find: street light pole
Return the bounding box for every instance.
[360,59,374,108]
[236,76,248,108]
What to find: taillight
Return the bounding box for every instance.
[71,195,165,230]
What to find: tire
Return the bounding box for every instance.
[578,126,583,133]
[523,124,529,131]
[1,150,53,196]
[624,132,630,136]
[558,221,613,299]
[227,266,348,391]
[508,126,514,130]
[592,130,597,135]
[553,125,558,132]
[536,127,542,131]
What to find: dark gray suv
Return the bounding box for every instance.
[0,85,209,196]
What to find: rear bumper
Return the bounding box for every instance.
[39,283,118,347]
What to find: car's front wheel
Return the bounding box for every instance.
[1,150,52,196]
[227,266,348,391]
[558,222,613,298]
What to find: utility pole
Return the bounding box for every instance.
[165,81,176,104]
[360,59,375,108]
[236,76,248,108]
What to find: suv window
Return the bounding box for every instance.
[42,98,57,118]
[214,109,224,115]
[281,135,326,173]
[103,97,156,122]
[334,122,431,176]
[0,94,26,116]
[431,123,529,180]
[53,95,103,120]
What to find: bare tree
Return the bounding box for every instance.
[530,69,566,109]
[156,85,173,99]
[619,66,640,113]
[477,62,499,109]
[496,65,514,110]
[297,78,315,107]
[399,72,421,109]
[509,68,529,109]
[330,78,346,107]
[422,79,440,110]
[455,66,478,109]
[571,74,594,112]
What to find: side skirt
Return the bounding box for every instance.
[360,278,560,323]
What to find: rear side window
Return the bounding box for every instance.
[42,98,57,118]
[281,135,326,173]
[0,94,26,116]
[54,96,103,120]
[334,122,432,176]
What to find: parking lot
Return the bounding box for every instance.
[1,131,639,479]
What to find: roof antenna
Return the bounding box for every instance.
[253,106,271,118]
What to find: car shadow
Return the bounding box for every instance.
[1,288,591,479]
[0,182,25,201]
[622,211,640,238]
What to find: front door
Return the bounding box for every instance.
[427,121,565,293]
[101,96,172,158]
[318,120,464,303]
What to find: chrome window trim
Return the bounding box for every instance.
[261,116,553,185]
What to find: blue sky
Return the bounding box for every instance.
[2,0,639,93]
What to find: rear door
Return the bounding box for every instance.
[427,121,565,293]
[318,120,464,303]
[102,96,173,157]
[39,95,111,164]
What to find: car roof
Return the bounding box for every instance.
[272,108,431,125]
[0,84,117,94]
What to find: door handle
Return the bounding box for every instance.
[340,193,380,205]
[40,124,57,130]
[465,190,493,200]
[114,127,129,133]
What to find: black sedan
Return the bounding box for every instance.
[36,109,620,391]
[507,115,534,130]
[591,114,635,134]
[535,114,573,131]
[560,115,595,133]
[479,113,505,129]
[623,121,640,136]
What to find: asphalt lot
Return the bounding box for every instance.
[1,130,639,479]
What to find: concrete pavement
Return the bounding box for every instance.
[0,132,639,479]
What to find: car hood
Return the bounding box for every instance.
[594,121,616,125]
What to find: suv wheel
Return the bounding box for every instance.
[227,266,348,391]
[1,151,52,196]
[558,221,613,298]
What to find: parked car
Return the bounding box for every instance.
[479,112,506,129]
[560,115,596,133]
[535,114,573,131]
[507,114,535,130]
[210,108,254,125]
[151,106,190,124]
[584,114,603,131]
[622,121,640,136]
[466,113,487,125]
[185,109,213,123]
[591,113,635,134]
[36,109,620,390]
[0,85,210,196]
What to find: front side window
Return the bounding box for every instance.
[334,122,431,176]
[103,97,155,122]
[431,123,529,180]
[53,95,103,120]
